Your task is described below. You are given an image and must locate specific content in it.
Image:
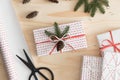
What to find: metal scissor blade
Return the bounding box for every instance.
[23,49,35,68]
[16,55,32,70]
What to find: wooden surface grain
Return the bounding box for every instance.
[1,0,120,80]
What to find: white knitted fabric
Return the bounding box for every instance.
[81,56,102,80]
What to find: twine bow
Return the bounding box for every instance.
[100,31,120,52]
[36,34,85,55]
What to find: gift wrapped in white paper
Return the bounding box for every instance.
[33,21,87,56]
[81,56,102,80]
[97,29,120,53]
[101,52,120,80]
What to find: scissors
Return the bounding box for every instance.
[16,49,54,80]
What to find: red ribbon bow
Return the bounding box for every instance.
[36,34,85,55]
[100,31,120,52]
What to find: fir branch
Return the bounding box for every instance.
[61,26,69,37]
[45,22,70,38]
[89,1,97,17]
[97,3,105,14]
[74,0,109,17]
[100,0,109,7]
[84,0,89,12]
[44,22,70,52]
[90,4,97,17]
[74,0,89,12]
[74,0,84,11]
[45,30,55,37]
[89,0,109,17]
[54,22,62,38]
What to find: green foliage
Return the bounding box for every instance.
[45,22,70,38]
[74,0,89,12]
[74,0,84,11]
[54,22,62,38]
[61,26,69,37]
[44,22,70,51]
[45,30,55,37]
[74,0,109,17]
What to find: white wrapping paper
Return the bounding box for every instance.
[81,56,102,80]
[33,21,87,56]
[97,29,120,53]
[101,52,120,80]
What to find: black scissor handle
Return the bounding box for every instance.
[28,67,54,80]
[37,67,54,80]
[29,72,40,80]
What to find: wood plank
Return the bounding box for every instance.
[1,0,120,80]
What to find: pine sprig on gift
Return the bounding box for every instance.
[61,26,69,37]
[44,22,70,51]
[45,22,70,38]
[74,0,109,17]
[45,30,55,37]
[54,22,62,38]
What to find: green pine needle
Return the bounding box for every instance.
[54,22,62,38]
[87,4,92,13]
[45,30,55,37]
[74,0,109,17]
[44,22,70,52]
[84,0,89,12]
[97,3,105,14]
[61,26,70,37]
[101,0,109,7]
[90,6,97,17]
[74,0,83,11]
[45,22,70,38]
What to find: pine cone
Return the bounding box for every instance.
[49,0,59,3]
[56,41,64,51]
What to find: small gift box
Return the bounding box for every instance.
[33,21,87,56]
[81,56,102,80]
[101,52,120,80]
[97,29,120,53]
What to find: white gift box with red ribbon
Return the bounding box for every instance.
[97,29,120,53]
[101,52,120,80]
[33,21,87,56]
[81,56,102,80]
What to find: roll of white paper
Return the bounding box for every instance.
[0,0,30,80]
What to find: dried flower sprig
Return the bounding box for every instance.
[45,22,69,51]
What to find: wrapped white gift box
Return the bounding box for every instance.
[33,21,87,56]
[81,56,102,80]
[101,52,120,80]
[97,29,120,53]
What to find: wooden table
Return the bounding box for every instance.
[1,0,120,80]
